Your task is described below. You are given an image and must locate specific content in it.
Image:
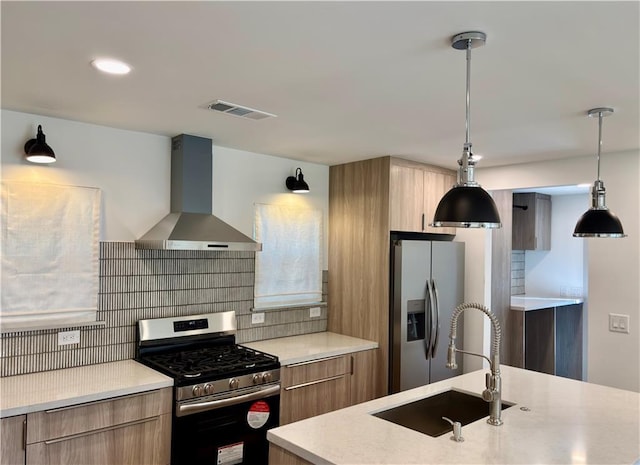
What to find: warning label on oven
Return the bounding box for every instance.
[217,442,243,465]
[247,400,270,429]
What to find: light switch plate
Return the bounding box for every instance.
[58,330,80,345]
[251,312,265,325]
[609,313,630,334]
[309,307,322,318]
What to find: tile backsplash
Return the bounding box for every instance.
[511,250,525,295]
[0,242,327,377]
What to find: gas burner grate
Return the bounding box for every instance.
[141,344,278,381]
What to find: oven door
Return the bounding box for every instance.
[172,384,280,465]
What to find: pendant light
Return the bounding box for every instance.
[432,31,501,229]
[573,108,626,238]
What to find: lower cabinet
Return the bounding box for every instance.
[280,354,351,425]
[1,388,172,465]
[511,304,584,380]
[1,415,26,465]
[279,349,376,425]
[273,349,376,463]
[268,444,314,465]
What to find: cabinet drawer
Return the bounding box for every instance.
[26,413,171,465]
[27,387,172,444]
[282,355,350,388]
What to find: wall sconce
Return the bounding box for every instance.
[286,168,310,193]
[24,125,56,164]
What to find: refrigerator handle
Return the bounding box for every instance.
[431,279,440,358]
[425,279,436,359]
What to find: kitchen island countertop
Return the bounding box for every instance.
[0,360,173,418]
[268,365,640,464]
[243,331,378,365]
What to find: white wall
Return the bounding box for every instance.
[470,151,640,392]
[1,110,170,240]
[524,194,587,297]
[1,111,330,261]
[213,146,329,268]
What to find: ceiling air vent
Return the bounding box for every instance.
[206,100,276,120]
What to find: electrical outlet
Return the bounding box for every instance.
[569,287,583,298]
[58,330,80,346]
[309,307,322,318]
[251,312,265,325]
[609,313,630,334]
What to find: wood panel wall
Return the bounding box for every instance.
[328,157,391,398]
[490,190,513,364]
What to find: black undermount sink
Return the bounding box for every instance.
[372,389,513,437]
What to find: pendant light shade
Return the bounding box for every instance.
[573,108,626,238]
[432,31,501,229]
[24,125,56,164]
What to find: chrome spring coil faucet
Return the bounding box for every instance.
[446,302,503,426]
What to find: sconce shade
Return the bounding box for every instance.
[286,168,310,193]
[573,208,625,238]
[24,125,56,164]
[432,185,501,228]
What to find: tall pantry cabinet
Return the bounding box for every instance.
[328,156,456,398]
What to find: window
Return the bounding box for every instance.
[253,203,322,309]
[1,182,100,331]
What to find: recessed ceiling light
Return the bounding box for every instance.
[91,58,132,75]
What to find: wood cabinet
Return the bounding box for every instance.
[279,350,376,425]
[512,193,551,250]
[269,444,313,465]
[389,159,457,235]
[280,355,350,425]
[329,156,455,398]
[510,304,583,380]
[23,388,172,465]
[1,415,26,465]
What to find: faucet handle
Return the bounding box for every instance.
[442,417,464,442]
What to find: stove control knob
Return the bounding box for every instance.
[192,385,202,397]
[262,372,272,383]
[252,374,263,385]
[229,378,239,390]
[204,383,214,395]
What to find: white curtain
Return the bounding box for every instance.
[254,203,322,309]
[1,181,101,331]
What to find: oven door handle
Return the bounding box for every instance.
[176,384,280,417]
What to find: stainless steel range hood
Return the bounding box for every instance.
[135,134,261,251]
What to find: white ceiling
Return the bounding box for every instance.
[2,1,638,170]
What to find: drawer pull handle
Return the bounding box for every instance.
[44,391,155,414]
[43,417,157,445]
[286,355,345,368]
[285,374,345,391]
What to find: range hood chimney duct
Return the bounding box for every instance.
[135,134,261,251]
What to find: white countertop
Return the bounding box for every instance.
[268,366,640,464]
[0,360,173,418]
[243,332,378,365]
[510,295,584,311]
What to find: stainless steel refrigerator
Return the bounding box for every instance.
[390,239,464,393]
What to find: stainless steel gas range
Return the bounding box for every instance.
[135,311,280,465]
